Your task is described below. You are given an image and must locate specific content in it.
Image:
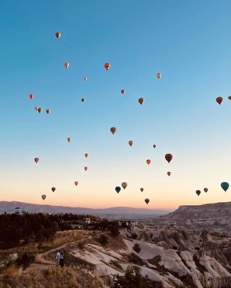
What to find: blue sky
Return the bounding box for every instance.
[1,1,231,209]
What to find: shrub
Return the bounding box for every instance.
[133,243,141,253]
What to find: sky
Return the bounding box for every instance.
[1,0,231,210]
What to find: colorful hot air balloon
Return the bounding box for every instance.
[84,76,87,81]
[196,190,201,196]
[153,144,156,148]
[38,107,42,113]
[221,182,229,192]
[34,157,39,163]
[46,109,50,114]
[81,98,85,102]
[167,171,171,176]
[104,63,111,70]
[55,32,61,38]
[228,96,231,100]
[140,188,144,192]
[64,62,69,68]
[128,140,133,146]
[84,166,88,171]
[146,159,151,165]
[29,94,34,99]
[145,198,150,204]
[85,153,88,158]
[41,194,46,200]
[115,186,121,193]
[51,187,56,192]
[204,188,208,193]
[165,153,173,163]
[138,98,144,105]
[121,182,127,189]
[67,137,71,142]
[121,89,125,95]
[156,72,162,79]
[216,96,223,105]
[110,127,117,135]
[74,181,78,186]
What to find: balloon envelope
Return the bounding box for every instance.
[121,89,125,95]
[221,182,229,192]
[84,76,87,81]
[84,166,88,171]
[167,172,171,176]
[74,181,78,186]
[128,140,133,146]
[140,188,144,192]
[153,144,156,148]
[138,98,144,105]
[41,194,46,200]
[34,157,39,163]
[81,98,85,102]
[156,72,162,79]
[204,188,208,193]
[146,159,151,165]
[165,153,173,163]
[67,137,71,142]
[115,186,121,193]
[228,96,231,100]
[110,127,116,135]
[38,108,42,113]
[64,62,69,68]
[46,109,50,114]
[51,187,56,192]
[29,94,34,99]
[121,182,127,189]
[55,32,61,38]
[196,190,201,196]
[145,198,150,204]
[104,63,111,70]
[216,96,223,105]
[85,153,88,158]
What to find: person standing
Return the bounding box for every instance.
[21,252,29,273]
[56,250,61,266]
[59,250,64,267]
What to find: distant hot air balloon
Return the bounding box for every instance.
[121,182,127,189]
[216,96,223,105]
[153,144,156,148]
[156,72,162,79]
[64,62,69,68]
[110,127,116,135]
[29,94,34,99]
[81,98,85,102]
[46,109,50,114]
[221,182,229,192]
[228,96,231,100]
[67,137,71,143]
[145,198,150,204]
[34,157,39,163]
[41,194,46,200]
[84,76,87,81]
[128,140,133,146]
[138,98,144,105]
[121,89,125,95]
[51,187,56,192]
[167,171,171,176]
[55,32,61,38]
[84,166,88,171]
[146,159,151,165]
[35,106,38,111]
[165,153,173,163]
[74,181,78,186]
[204,188,208,193]
[196,190,201,196]
[85,153,88,158]
[38,107,42,113]
[104,63,111,70]
[115,186,121,193]
[140,188,144,192]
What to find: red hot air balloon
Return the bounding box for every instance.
[156,72,162,79]
[104,63,111,70]
[29,94,34,99]
[110,127,116,135]
[216,96,223,105]
[67,137,71,143]
[64,62,69,68]
[85,153,88,158]
[138,98,144,105]
[84,76,87,81]
[84,166,88,171]
[165,153,173,163]
[74,181,78,186]
[146,159,151,165]
[34,157,39,163]
[55,32,61,38]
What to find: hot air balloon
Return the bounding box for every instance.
[145,198,150,204]
[167,171,171,176]
[46,109,50,114]
[204,188,208,193]
[34,157,39,163]
[51,187,56,192]
[221,182,229,192]
[74,181,78,186]
[128,140,133,146]
[216,96,223,105]
[121,182,127,189]
[29,94,34,99]
[84,166,88,171]
[84,76,87,81]
[38,107,42,113]
[146,159,151,165]
[41,194,46,200]
[110,127,116,135]
[55,32,61,38]
[67,137,71,143]
[104,63,111,70]
[140,188,144,192]
[85,153,88,158]
[156,72,162,79]
[121,89,125,95]
[115,186,121,193]
[64,62,69,68]
[81,98,85,102]
[153,144,156,148]
[138,98,144,105]
[196,190,201,196]
[228,96,231,100]
[165,153,173,163]
[35,106,38,111]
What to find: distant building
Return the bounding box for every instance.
[85,218,91,224]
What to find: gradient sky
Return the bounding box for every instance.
[1,0,231,210]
